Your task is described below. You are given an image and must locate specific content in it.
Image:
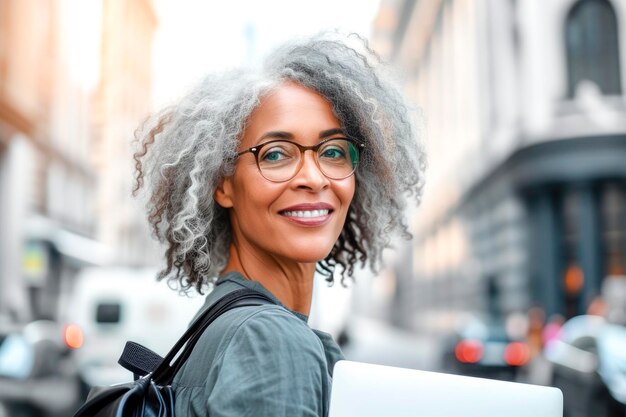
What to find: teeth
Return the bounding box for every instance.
[283,209,330,218]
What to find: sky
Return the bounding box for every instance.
[151,0,382,106]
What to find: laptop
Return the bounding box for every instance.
[329,360,562,417]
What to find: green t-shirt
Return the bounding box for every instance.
[172,272,345,417]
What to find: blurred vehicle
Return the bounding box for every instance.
[544,314,626,417]
[0,319,81,417]
[440,316,530,381]
[60,267,206,395]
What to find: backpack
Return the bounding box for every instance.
[73,288,275,417]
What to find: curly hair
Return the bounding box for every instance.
[133,32,426,293]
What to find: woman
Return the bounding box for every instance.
[133,33,425,417]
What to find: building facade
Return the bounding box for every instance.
[370,0,626,331]
[0,0,157,322]
[94,0,159,266]
[0,0,100,321]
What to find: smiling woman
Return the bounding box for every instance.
[213,82,358,305]
[132,32,426,417]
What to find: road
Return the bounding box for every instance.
[340,317,442,372]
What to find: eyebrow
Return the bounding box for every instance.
[319,128,346,138]
[257,131,294,142]
[256,128,346,143]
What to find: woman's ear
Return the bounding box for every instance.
[213,177,234,208]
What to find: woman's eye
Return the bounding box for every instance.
[264,151,283,161]
[261,147,290,162]
[321,147,346,159]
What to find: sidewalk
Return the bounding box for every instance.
[340,317,442,371]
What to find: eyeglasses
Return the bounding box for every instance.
[237,137,365,183]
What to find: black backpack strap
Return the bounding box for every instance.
[116,288,274,383]
[150,288,275,385]
[118,341,164,380]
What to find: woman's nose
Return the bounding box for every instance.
[292,151,330,191]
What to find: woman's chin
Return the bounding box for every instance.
[281,247,334,265]
[292,254,332,265]
[275,235,338,263]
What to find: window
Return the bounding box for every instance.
[96,302,122,324]
[565,0,622,97]
[572,336,598,354]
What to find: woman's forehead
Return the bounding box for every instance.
[241,82,342,146]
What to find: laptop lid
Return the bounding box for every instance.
[329,360,562,417]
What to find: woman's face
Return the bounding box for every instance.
[214,82,356,265]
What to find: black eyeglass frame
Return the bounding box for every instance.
[236,137,366,183]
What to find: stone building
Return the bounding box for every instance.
[369,0,626,331]
[0,0,156,321]
[94,0,159,266]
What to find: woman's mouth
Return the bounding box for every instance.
[281,209,330,218]
[279,206,334,226]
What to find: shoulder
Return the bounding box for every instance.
[207,305,330,382]
[205,306,332,415]
[183,303,326,373]
[216,305,324,360]
[174,304,332,417]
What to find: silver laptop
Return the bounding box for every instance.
[329,360,562,417]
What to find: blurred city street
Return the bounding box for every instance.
[343,318,442,371]
[2,0,626,416]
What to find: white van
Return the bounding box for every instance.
[61,267,207,388]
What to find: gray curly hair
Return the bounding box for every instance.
[133,32,426,293]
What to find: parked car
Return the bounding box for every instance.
[0,319,81,417]
[544,314,626,417]
[440,316,531,381]
[60,267,206,394]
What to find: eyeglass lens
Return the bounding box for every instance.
[257,139,359,182]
